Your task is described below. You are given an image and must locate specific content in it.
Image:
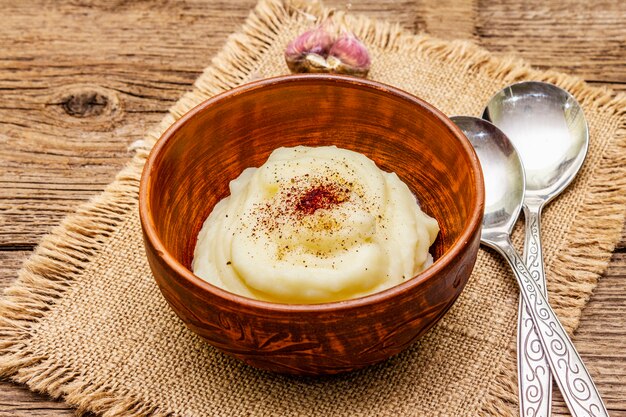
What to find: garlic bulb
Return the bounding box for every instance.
[284,25,334,73]
[284,25,371,77]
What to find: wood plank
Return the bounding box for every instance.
[0,381,76,417]
[0,251,28,289]
[476,0,626,82]
[1,0,625,416]
[0,0,255,245]
[552,252,626,416]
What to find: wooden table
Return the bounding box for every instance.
[1,1,624,416]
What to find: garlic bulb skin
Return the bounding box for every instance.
[284,25,371,77]
[327,34,371,77]
[284,26,334,73]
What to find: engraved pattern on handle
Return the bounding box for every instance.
[490,237,610,417]
[519,204,553,417]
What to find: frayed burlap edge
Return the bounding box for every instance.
[1,1,625,416]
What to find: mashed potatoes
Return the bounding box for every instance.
[192,146,439,304]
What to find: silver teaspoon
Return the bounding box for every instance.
[451,116,608,417]
[483,81,589,417]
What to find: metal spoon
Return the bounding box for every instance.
[451,116,608,417]
[483,81,589,417]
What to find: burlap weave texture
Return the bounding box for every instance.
[1,1,625,416]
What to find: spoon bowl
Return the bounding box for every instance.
[483,81,589,203]
[450,116,524,241]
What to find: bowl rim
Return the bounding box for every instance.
[139,73,485,313]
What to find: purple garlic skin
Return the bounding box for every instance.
[327,34,371,77]
[284,25,371,77]
[284,26,334,73]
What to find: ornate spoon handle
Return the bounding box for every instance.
[519,203,552,417]
[485,235,609,417]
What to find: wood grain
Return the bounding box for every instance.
[0,0,624,414]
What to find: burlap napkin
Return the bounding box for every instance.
[1,1,625,416]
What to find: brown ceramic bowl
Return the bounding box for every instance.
[139,74,484,376]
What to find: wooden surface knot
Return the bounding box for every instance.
[61,91,109,117]
[46,83,123,125]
